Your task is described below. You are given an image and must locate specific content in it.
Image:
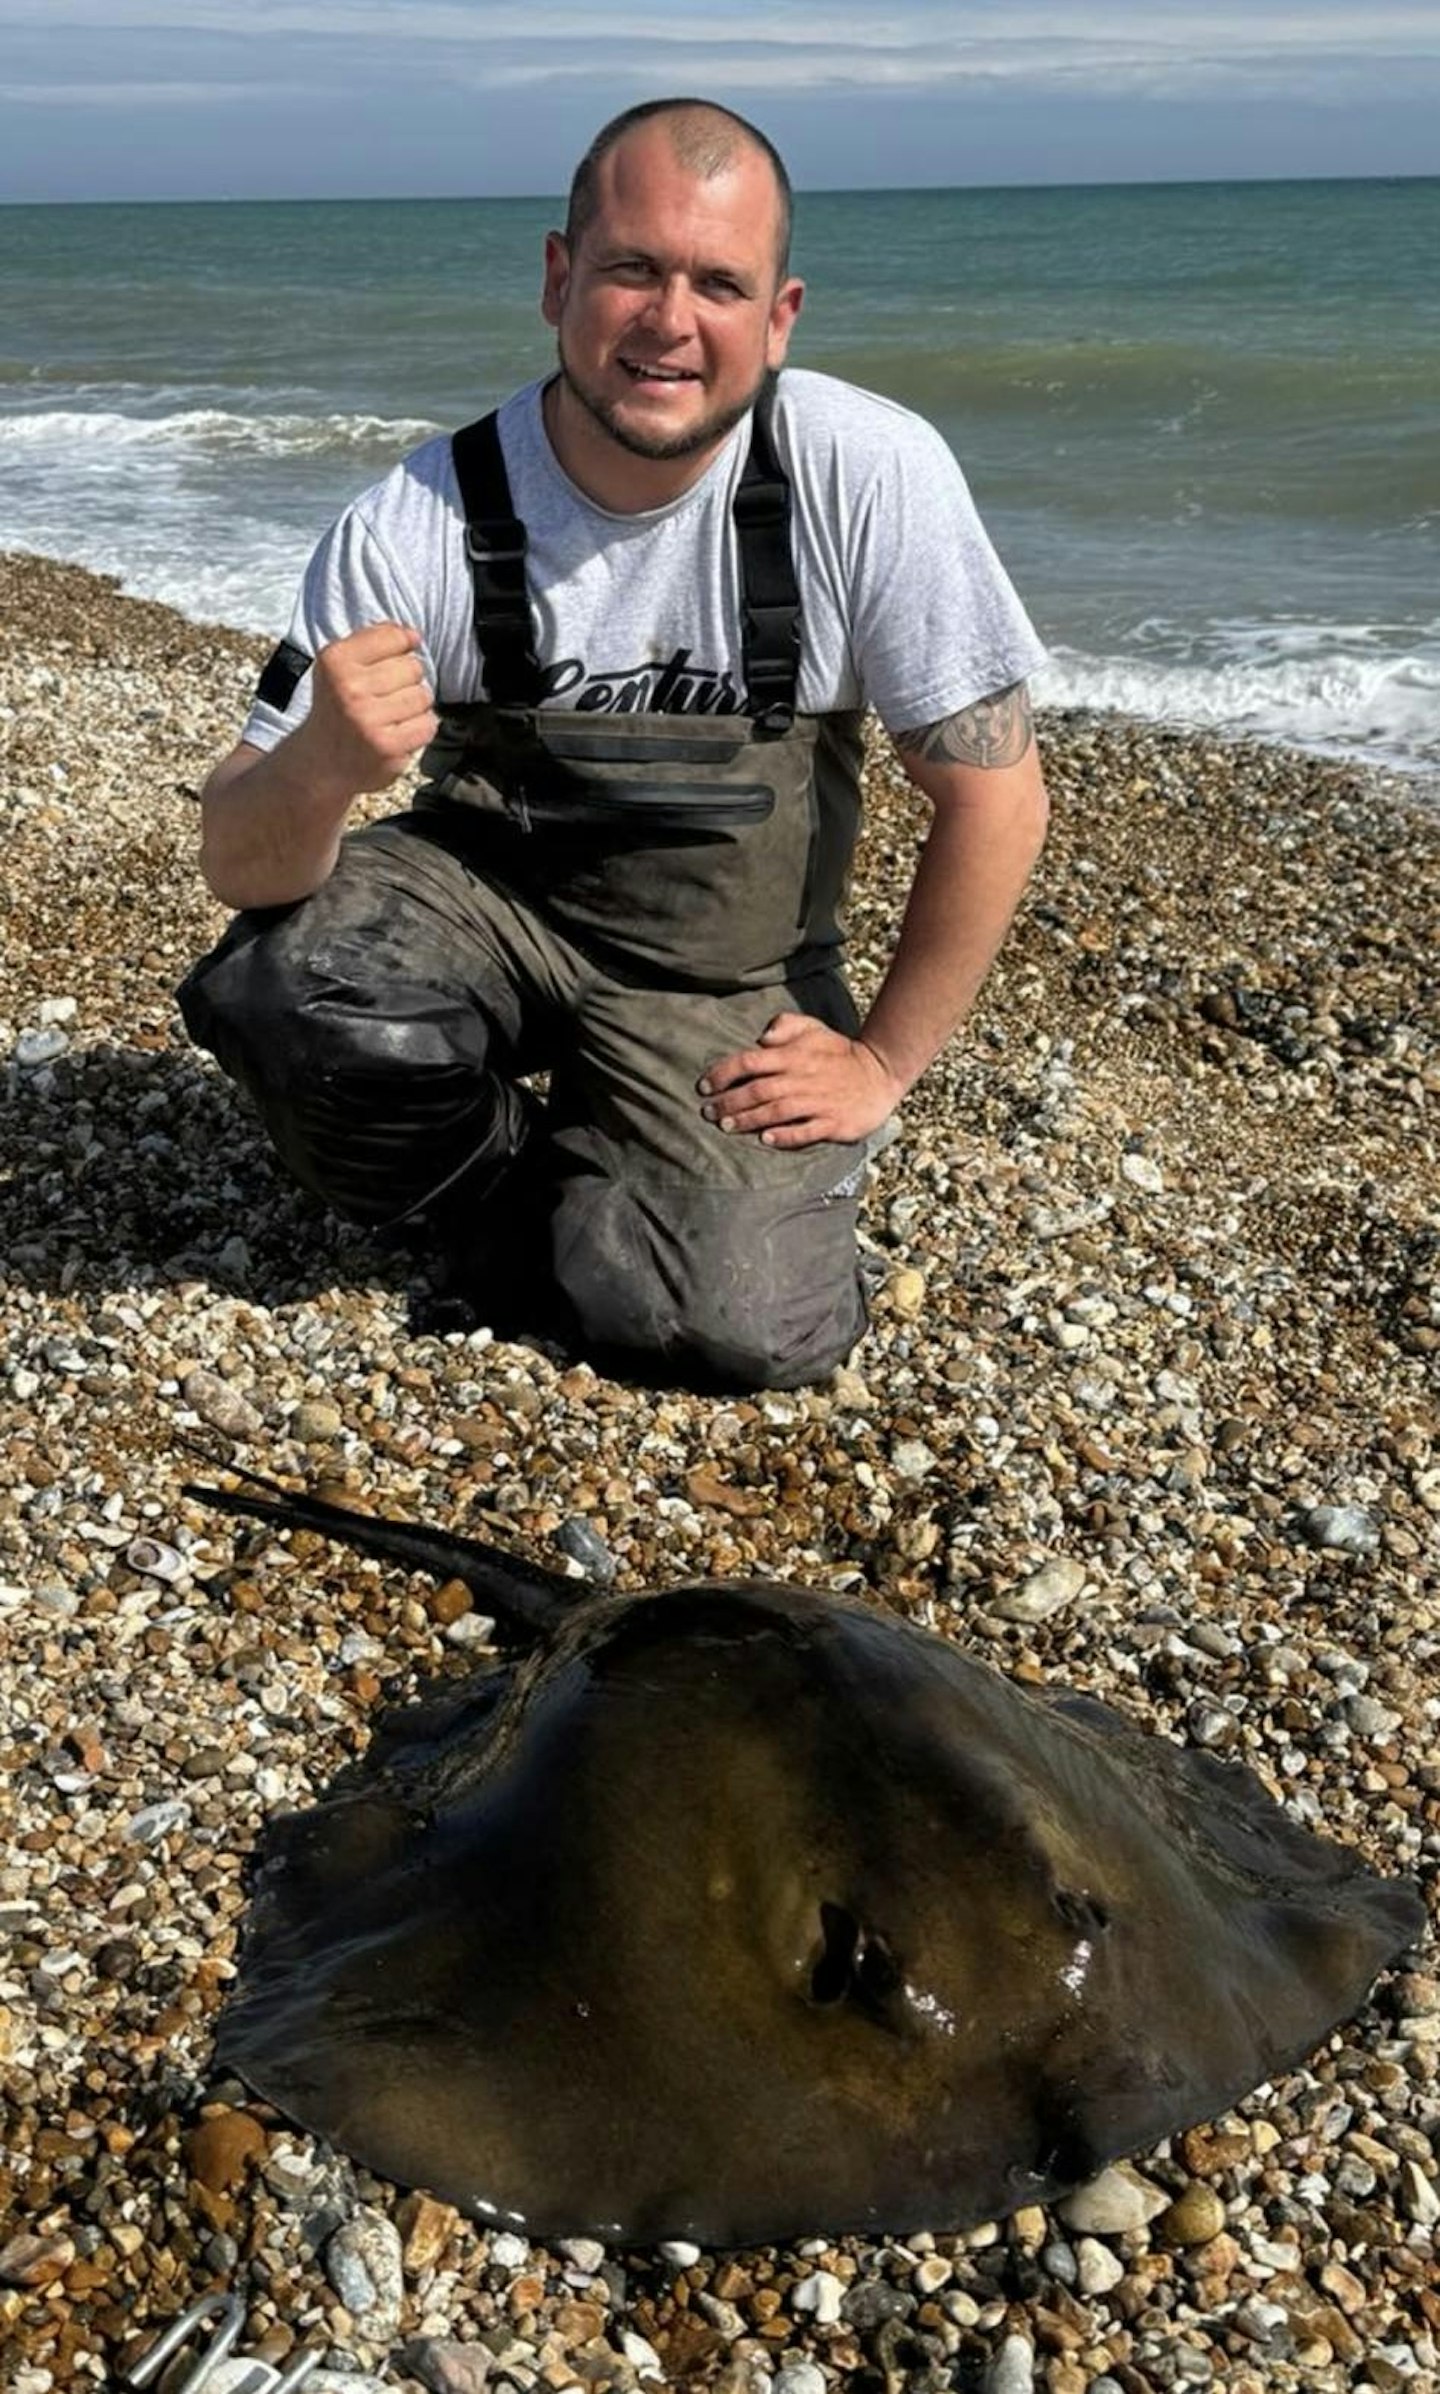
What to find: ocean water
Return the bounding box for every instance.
[2,179,1437,778]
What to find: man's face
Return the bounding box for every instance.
[542,124,803,484]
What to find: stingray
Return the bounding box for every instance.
[190,1472,1423,2247]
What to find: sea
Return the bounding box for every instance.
[3,178,1438,781]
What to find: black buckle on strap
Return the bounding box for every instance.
[465,523,527,566]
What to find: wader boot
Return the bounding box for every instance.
[179,384,871,1388]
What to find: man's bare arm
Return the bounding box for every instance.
[862,681,1047,1090]
[698,683,1048,1147]
[198,622,436,911]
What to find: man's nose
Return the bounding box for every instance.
[642,275,696,340]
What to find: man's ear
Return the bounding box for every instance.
[541,231,571,328]
[766,277,805,369]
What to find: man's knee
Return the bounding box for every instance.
[181,903,493,1094]
[179,900,527,1227]
[552,1180,864,1390]
[672,1268,861,1390]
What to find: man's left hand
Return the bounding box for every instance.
[698,1013,901,1149]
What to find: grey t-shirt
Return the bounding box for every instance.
[243,367,1045,751]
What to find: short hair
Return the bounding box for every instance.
[564,99,794,280]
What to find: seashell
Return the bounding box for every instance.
[124,1536,186,1583]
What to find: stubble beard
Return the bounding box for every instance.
[557,352,769,464]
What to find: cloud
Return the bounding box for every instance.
[0,79,278,105]
[2,0,1437,76]
[1,0,1434,195]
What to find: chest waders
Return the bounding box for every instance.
[416,388,866,997]
[178,385,871,1387]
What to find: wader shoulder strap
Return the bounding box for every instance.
[451,380,802,724]
[451,410,547,708]
[733,378,802,734]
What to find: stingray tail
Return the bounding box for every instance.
[183,1467,572,1637]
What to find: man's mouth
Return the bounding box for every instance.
[619,360,701,384]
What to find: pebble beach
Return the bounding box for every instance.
[1,545,1437,2393]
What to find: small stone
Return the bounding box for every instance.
[913,2254,953,2294]
[1075,2238,1125,2296]
[1057,2162,1168,2235]
[792,2268,845,2324]
[694,2291,744,2339]
[0,2232,75,2288]
[555,1518,617,1583]
[403,2341,496,2394]
[445,1611,496,1648]
[773,2366,827,2394]
[1395,1972,1440,2015]
[426,1578,473,1627]
[890,1436,938,1480]
[659,2239,702,2269]
[1186,1700,1238,1750]
[618,2329,666,2381]
[1121,1152,1165,1193]
[993,1556,1088,1623]
[983,2332,1035,2394]
[557,2236,606,2274]
[1398,2157,1440,2226]
[829,1364,875,1410]
[1318,2259,1368,2315]
[14,1026,70,1067]
[399,2191,459,2275]
[886,1266,928,1318]
[1343,1693,1403,1741]
[94,1937,140,1981]
[182,1744,231,1779]
[125,1798,190,1844]
[1039,2238,1077,2287]
[1301,1504,1380,1555]
[187,2106,268,2194]
[490,2231,529,2268]
[843,2277,915,2329]
[686,1463,766,1516]
[1157,2182,1226,2246]
[182,1366,263,1441]
[553,2299,606,2343]
[1233,2296,1289,2344]
[325,2208,404,2334]
[293,1399,344,1443]
[1179,2124,1250,2177]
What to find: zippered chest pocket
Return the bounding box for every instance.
[418,703,826,990]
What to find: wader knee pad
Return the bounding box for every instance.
[179,923,529,1228]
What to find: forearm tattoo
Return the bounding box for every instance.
[895,680,1034,767]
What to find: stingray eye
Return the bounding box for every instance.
[1053,1888,1111,1936]
[807,1904,903,2013]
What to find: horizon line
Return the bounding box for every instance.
[4,165,1439,208]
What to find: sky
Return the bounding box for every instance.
[2,0,1438,204]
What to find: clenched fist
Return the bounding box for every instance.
[298,621,438,797]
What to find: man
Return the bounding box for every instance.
[180,97,1048,1389]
